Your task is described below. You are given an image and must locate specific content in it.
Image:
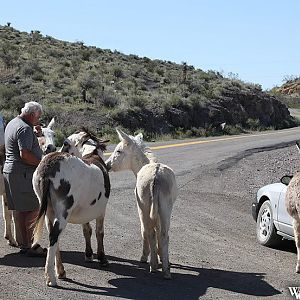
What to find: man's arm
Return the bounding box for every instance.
[20,149,40,166]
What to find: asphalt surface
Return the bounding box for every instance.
[2,127,300,299]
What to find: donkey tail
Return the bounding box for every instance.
[150,180,159,222]
[33,177,50,244]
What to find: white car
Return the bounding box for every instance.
[252,176,294,246]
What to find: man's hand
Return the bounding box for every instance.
[20,149,40,166]
[34,125,42,137]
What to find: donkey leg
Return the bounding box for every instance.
[82,222,93,262]
[156,219,163,263]
[159,209,172,279]
[95,216,109,266]
[137,199,158,272]
[139,218,151,263]
[136,192,150,263]
[55,244,66,279]
[149,226,159,273]
[157,197,173,279]
[46,217,65,279]
[293,218,300,273]
[2,195,17,246]
[45,218,66,287]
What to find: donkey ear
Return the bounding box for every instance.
[116,128,132,144]
[135,133,143,143]
[47,117,55,129]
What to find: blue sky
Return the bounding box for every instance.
[1,0,299,90]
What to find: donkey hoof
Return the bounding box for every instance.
[58,271,66,279]
[99,258,109,267]
[5,236,18,247]
[140,255,148,263]
[85,255,94,262]
[150,265,158,273]
[99,260,109,267]
[163,271,172,279]
[46,279,57,287]
[8,240,18,247]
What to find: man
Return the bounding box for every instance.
[3,101,46,256]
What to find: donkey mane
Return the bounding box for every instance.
[76,127,108,152]
[83,151,109,172]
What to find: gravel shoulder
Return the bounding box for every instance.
[178,142,300,299]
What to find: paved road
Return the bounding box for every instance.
[289,108,300,119]
[1,128,300,299]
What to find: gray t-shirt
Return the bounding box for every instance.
[3,116,42,173]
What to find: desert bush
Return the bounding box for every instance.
[0,41,20,68]
[162,94,185,110]
[21,60,43,76]
[223,124,245,135]
[127,95,147,108]
[101,92,119,108]
[246,118,261,130]
[78,72,98,90]
[80,49,91,61]
[113,67,123,79]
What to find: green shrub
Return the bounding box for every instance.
[246,118,261,130]
[80,49,91,61]
[163,94,185,110]
[113,67,123,79]
[0,84,20,101]
[32,72,44,81]
[128,96,147,108]
[223,125,245,135]
[53,129,66,147]
[100,90,119,108]
[21,60,43,76]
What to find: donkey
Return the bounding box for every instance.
[1,118,56,247]
[32,130,110,286]
[106,129,178,279]
[285,141,300,273]
[60,129,109,263]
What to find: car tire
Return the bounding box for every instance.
[256,200,282,247]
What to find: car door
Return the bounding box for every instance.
[276,185,294,237]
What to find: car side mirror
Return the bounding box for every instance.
[280,175,293,186]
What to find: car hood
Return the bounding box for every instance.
[257,182,287,202]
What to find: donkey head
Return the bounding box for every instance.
[60,128,108,159]
[106,128,143,172]
[38,117,56,154]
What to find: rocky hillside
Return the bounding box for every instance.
[271,78,300,109]
[275,78,300,95]
[0,24,296,141]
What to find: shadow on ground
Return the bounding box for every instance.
[0,250,281,299]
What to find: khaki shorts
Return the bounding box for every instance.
[3,170,39,211]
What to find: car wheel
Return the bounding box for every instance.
[256,200,282,247]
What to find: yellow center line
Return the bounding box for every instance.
[104,128,300,156]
